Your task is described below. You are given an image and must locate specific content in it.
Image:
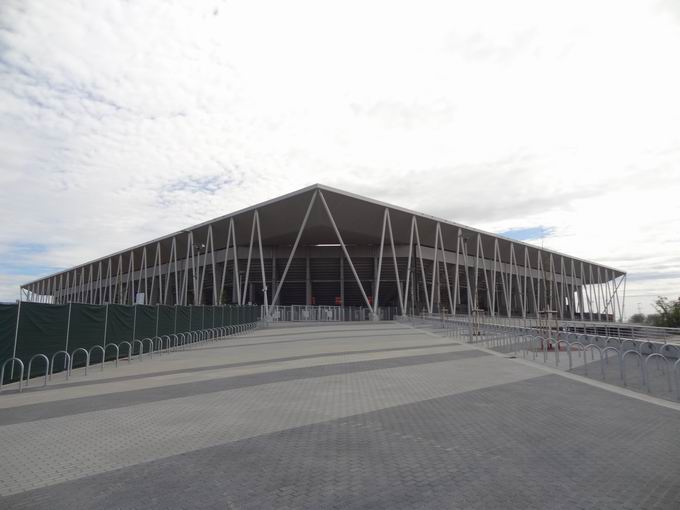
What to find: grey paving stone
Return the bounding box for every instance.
[2,374,679,510]
[23,341,455,393]
[0,349,488,426]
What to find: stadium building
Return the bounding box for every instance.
[20,184,626,322]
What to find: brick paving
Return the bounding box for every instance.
[1,322,679,509]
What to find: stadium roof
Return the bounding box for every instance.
[23,183,625,289]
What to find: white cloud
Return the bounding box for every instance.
[0,0,678,316]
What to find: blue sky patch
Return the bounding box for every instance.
[498,226,554,241]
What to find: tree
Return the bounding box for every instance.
[628,313,646,324]
[651,296,680,328]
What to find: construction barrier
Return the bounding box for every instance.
[0,303,259,384]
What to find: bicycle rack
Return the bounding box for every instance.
[25,354,49,388]
[644,353,672,394]
[621,339,637,352]
[70,348,90,376]
[105,343,120,367]
[555,340,572,370]
[584,344,604,379]
[142,338,154,359]
[622,350,645,387]
[119,341,133,362]
[49,351,71,381]
[605,338,621,350]
[160,335,171,352]
[600,346,621,381]
[153,337,163,354]
[569,342,587,375]
[660,344,680,359]
[554,340,571,368]
[89,345,106,371]
[639,342,656,355]
[0,358,25,393]
[132,339,144,359]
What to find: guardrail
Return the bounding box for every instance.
[265,305,399,322]
[0,321,259,394]
[406,314,680,401]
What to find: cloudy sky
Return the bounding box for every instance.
[1,0,679,315]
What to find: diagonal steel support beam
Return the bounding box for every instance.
[268,191,318,315]
[385,209,404,315]
[241,213,257,304]
[318,191,374,314]
[373,208,388,312]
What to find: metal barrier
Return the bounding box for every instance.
[644,353,672,394]
[584,345,605,379]
[105,343,120,367]
[0,320,260,394]
[142,338,154,359]
[132,339,144,360]
[89,345,105,371]
[70,348,90,376]
[411,314,680,401]
[1,358,25,392]
[49,351,71,381]
[26,354,49,387]
[120,341,133,362]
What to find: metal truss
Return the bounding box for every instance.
[20,189,627,324]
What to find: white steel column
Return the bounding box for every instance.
[385,209,404,315]
[428,223,439,313]
[219,220,239,305]
[412,217,431,314]
[436,223,454,315]
[452,233,461,315]
[373,208,388,313]
[403,217,416,314]
[255,211,269,314]
[459,231,474,317]
[241,213,257,305]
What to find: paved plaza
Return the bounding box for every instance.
[0,322,679,509]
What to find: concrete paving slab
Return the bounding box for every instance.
[0,321,678,509]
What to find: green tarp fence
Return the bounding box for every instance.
[1,303,257,383]
[68,304,107,365]
[0,305,18,382]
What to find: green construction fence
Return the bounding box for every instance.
[0,303,259,383]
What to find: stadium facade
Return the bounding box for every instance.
[20,184,626,322]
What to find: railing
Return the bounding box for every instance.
[406,314,680,402]
[0,321,260,394]
[412,313,680,343]
[265,305,399,322]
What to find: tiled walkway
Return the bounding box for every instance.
[1,322,679,509]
